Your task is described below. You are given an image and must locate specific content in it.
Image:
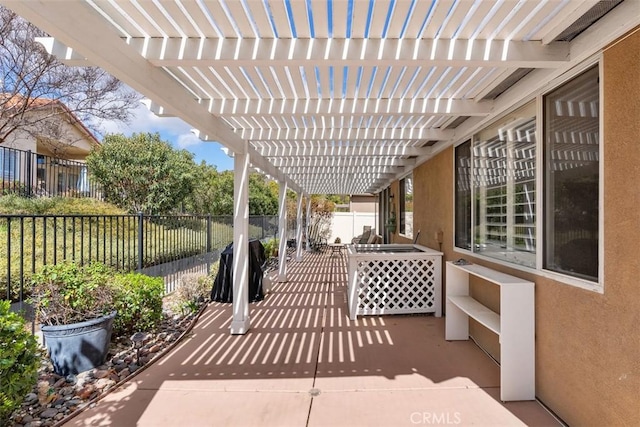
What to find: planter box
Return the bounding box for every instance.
[41,311,116,376]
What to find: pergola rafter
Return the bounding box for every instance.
[9,0,638,196]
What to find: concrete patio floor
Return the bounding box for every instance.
[65,250,561,426]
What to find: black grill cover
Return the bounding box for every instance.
[211,239,266,303]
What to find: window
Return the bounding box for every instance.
[0,147,19,180]
[544,66,599,281]
[455,103,537,267]
[474,103,537,267]
[454,65,601,284]
[399,173,413,238]
[455,141,472,250]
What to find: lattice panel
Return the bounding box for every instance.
[355,258,438,316]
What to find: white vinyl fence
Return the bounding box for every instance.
[328,212,378,243]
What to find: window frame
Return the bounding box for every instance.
[399,173,413,239]
[0,147,19,180]
[453,57,604,293]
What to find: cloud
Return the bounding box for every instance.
[176,131,202,148]
[98,103,197,138]
[93,100,233,170]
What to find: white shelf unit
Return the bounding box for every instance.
[445,261,535,401]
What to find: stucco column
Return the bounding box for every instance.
[295,192,304,261]
[277,180,288,282]
[306,196,312,251]
[230,143,250,335]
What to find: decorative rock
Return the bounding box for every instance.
[95,378,116,390]
[93,369,110,379]
[39,408,58,419]
[59,386,75,396]
[52,397,66,407]
[65,399,82,408]
[8,299,204,426]
[148,344,162,354]
[77,384,96,400]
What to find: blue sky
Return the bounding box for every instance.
[98,103,234,171]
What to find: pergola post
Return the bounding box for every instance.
[230,143,250,335]
[277,180,288,282]
[295,192,304,261]
[306,197,312,251]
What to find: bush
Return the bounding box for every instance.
[263,238,279,258]
[0,301,39,425]
[111,273,164,336]
[29,262,116,326]
[0,194,125,215]
[171,273,212,315]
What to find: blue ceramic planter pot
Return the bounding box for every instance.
[41,311,116,376]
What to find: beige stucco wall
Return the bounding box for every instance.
[2,108,96,158]
[349,195,377,213]
[393,28,640,426]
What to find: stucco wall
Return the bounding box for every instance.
[400,28,640,426]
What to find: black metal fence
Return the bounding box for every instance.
[0,146,102,199]
[2,213,281,303]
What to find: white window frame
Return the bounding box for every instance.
[399,173,413,239]
[0,148,19,180]
[453,56,604,293]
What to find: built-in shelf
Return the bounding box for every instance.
[445,261,535,401]
[447,295,500,335]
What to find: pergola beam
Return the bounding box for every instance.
[199,98,492,117]
[238,128,453,142]
[132,37,570,69]
[280,166,405,175]
[268,157,416,168]
[253,144,430,158]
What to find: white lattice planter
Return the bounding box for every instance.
[346,244,443,320]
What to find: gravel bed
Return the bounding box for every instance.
[8,304,205,427]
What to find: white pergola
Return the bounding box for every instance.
[4,0,638,334]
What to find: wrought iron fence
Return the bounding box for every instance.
[0,146,102,199]
[2,213,281,303]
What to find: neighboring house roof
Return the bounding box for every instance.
[0,93,100,147]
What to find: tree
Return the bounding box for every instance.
[185,165,234,215]
[0,7,139,153]
[185,167,280,216]
[248,173,278,215]
[86,133,197,214]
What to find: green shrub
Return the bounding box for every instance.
[0,301,39,425]
[171,273,212,315]
[263,238,279,258]
[111,273,164,336]
[0,194,125,215]
[29,262,116,326]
